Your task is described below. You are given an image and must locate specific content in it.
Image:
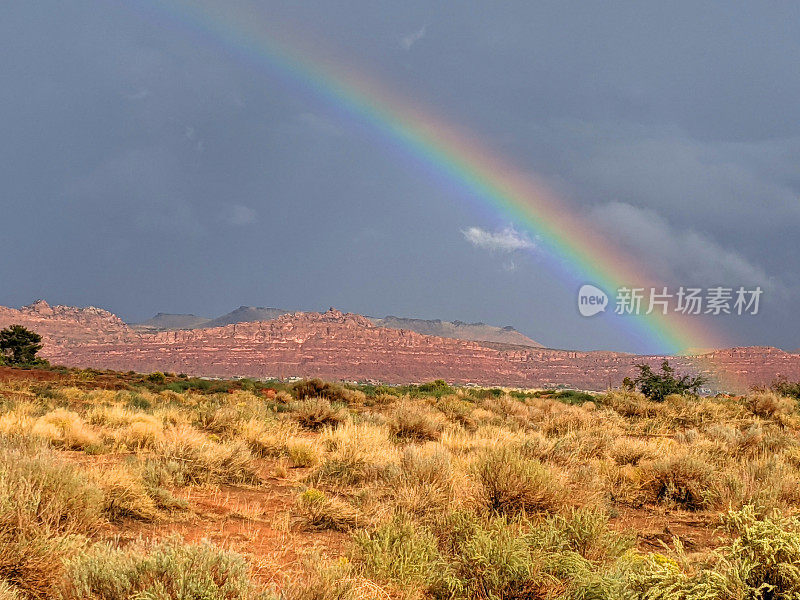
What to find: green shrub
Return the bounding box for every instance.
[416,380,455,398]
[632,360,706,402]
[720,505,800,598]
[432,516,544,600]
[354,516,441,589]
[147,372,166,384]
[60,537,267,599]
[528,507,633,563]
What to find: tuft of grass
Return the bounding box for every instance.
[146,426,259,487]
[354,516,442,590]
[388,403,444,442]
[293,398,348,430]
[287,440,320,468]
[475,447,562,515]
[87,464,160,522]
[746,391,796,419]
[31,409,102,451]
[311,423,398,487]
[297,489,360,531]
[644,453,716,510]
[432,513,544,600]
[0,442,102,597]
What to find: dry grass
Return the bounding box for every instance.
[475,446,563,515]
[2,372,800,598]
[387,402,445,441]
[293,398,349,430]
[31,409,101,451]
[148,425,259,486]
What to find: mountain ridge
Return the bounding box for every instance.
[0,301,798,392]
[131,305,542,347]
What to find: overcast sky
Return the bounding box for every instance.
[1,1,798,353]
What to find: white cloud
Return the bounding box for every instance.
[462,226,535,252]
[400,24,427,50]
[226,204,257,226]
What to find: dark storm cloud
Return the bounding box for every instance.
[1,1,797,351]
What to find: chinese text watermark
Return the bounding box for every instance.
[578,285,762,317]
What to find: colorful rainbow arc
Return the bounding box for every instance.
[128,0,739,385]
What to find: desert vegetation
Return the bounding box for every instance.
[0,366,799,598]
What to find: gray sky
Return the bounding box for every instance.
[1,1,798,353]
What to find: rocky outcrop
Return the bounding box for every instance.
[127,305,542,347]
[0,300,137,351]
[6,302,796,392]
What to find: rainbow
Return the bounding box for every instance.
[125,0,739,385]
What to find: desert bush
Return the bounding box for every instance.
[770,378,800,400]
[387,402,444,441]
[0,405,34,439]
[602,506,800,599]
[91,407,165,449]
[394,444,455,517]
[435,396,477,430]
[746,391,796,418]
[284,555,366,600]
[193,401,248,435]
[146,371,166,384]
[475,447,562,515]
[31,409,101,451]
[632,360,706,402]
[287,440,320,468]
[415,379,455,398]
[293,398,348,430]
[717,505,800,598]
[610,437,661,466]
[87,464,160,522]
[552,389,597,405]
[297,489,360,531]
[433,515,544,600]
[602,389,661,418]
[292,379,363,404]
[240,418,298,458]
[60,537,267,600]
[529,507,633,563]
[644,453,716,510]
[354,516,442,590]
[148,426,258,486]
[312,423,398,487]
[715,456,800,512]
[120,417,164,449]
[0,444,103,537]
[0,443,102,596]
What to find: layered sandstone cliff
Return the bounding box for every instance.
[1,302,797,392]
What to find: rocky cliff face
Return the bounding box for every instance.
[129,306,542,347]
[4,302,796,392]
[0,300,136,351]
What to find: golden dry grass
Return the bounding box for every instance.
[0,374,799,598]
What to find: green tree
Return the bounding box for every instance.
[632,360,707,402]
[0,325,44,365]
